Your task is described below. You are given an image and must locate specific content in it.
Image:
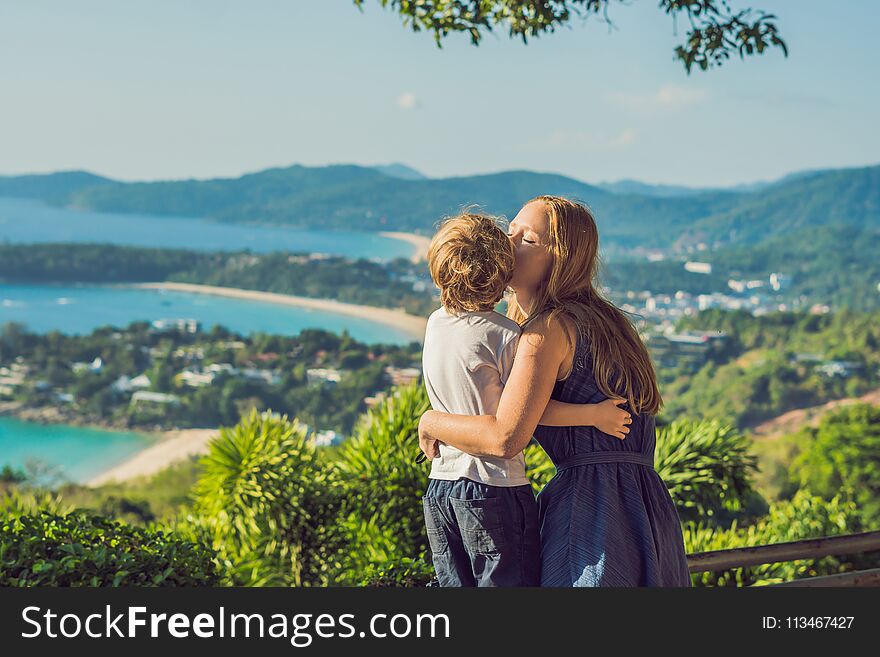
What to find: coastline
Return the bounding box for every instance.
[0,402,218,486]
[126,282,428,342]
[86,428,218,487]
[378,231,431,263]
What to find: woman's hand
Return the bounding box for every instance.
[593,398,632,440]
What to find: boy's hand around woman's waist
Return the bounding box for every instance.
[593,397,632,440]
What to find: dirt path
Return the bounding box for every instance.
[750,387,880,440]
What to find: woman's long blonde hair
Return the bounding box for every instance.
[507,195,663,416]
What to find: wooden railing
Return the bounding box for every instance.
[686,530,880,587]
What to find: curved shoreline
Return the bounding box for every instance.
[126,282,428,342]
[378,231,431,263]
[86,428,218,487]
[0,405,217,487]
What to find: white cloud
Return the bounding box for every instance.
[605,84,708,112]
[396,92,419,110]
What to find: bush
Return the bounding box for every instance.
[0,464,27,484]
[358,556,436,587]
[0,488,72,517]
[0,511,220,586]
[189,409,345,587]
[333,383,432,567]
[656,418,762,524]
[788,402,880,525]
[684,490,868,587]
[524,441,555,494]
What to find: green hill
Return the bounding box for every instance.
[0,165,738,246]
[0,170,113,203]
[677,165,880,249]
[1,163,877,252]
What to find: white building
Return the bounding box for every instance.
[131,391,180,405]
[307,368,342,385]
[311,430,343,447]
[241,368,281,385]
[0,368,24,388]
[385,366,421,386]
[684,261,712,274]
[151,318,201,334]
[817,361,862,378]
[179,370,216,387]
[131,374,152,389]
[73,358,104,374]
[206,363,237,374]
[115,374,153,393]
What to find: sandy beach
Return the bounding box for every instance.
[378,231,431,263]
[128,282,428,341]
[86,428,218,486]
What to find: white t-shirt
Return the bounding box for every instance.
[421,306,528,487]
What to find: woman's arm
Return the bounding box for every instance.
[419,316,571,459]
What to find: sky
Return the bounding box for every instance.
[0,0,877,187]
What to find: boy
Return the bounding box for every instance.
[420,213,630,586]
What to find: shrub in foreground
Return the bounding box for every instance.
[0,511,220,586]
[684,490,866,587]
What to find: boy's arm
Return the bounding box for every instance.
[538,398,631,440]
[538,400,597,427]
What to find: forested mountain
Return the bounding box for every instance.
[676,165,880,249]
[0,171,113,203]
[1,163,876,252]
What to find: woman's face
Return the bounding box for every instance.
[507,201,554,293]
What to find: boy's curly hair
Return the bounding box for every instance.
[428,213,515,314]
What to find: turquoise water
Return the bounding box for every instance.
[0,197,414,260]
[0,416,153,484]
[0,284,417,345]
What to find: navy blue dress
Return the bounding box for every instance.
[532,334,692,587]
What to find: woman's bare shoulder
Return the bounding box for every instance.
[520,312,577,357]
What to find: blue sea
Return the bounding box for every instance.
[0,416,154,484]
[0,196,415,260]
[0,284,417,345]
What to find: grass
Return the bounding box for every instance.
[53,457,203,525]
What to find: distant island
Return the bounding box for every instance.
[1,162,877,255]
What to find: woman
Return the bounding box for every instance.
[418,196,691,587]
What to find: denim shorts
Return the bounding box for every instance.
[422,477,541,587]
